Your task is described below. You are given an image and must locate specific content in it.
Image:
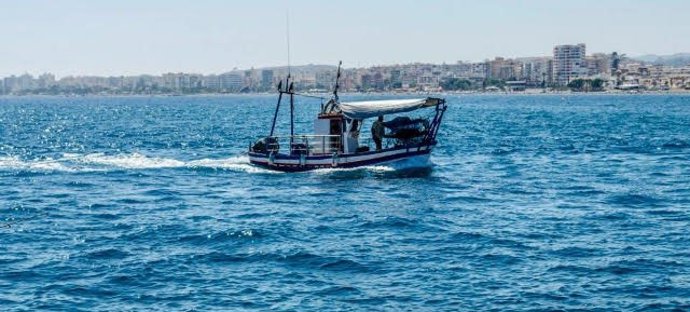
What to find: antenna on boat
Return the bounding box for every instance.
[333,60,342,101]
[269,10,296,139]
[286,10,291,79]
[285,11,295,142]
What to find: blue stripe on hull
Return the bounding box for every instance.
[250,149,432,172]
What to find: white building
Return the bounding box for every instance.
[219,73,243,91]
[553,44,586,86]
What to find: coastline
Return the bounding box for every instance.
[2,89,690,98]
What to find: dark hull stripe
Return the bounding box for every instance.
[250,149,431,172]
[248,143,435,161]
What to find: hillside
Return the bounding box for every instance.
[633,53,690,66]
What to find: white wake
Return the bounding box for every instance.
[0,152,431,174]
[0,153,276,174]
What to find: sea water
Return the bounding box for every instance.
[1,94,689,311]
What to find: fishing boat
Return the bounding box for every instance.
[248,63,447,172]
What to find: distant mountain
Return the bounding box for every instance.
[257,64,338,72]
[632,53,690,66]
[224,64,337,75]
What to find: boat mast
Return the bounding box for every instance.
[333,60,342,101]
[289,82,294,138]
[269,80,284,137]
[269,12,295,139]
[286,11,295,141]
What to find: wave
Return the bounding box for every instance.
[78,152,185,169]
[0,156,88,172]
[312,165,395,175]
[78,152,276,173]
[0,153,276,174]
[311,153,431,175]
[0,152,433,175]
[186,156,279,174]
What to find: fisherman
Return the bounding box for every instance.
[350,119,360,139]
[371,115,385,150]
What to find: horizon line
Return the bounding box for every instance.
[4,51,690,79]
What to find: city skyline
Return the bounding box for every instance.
[4,41,690,95]
[2,0,690,77]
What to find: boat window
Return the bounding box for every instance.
[329,119,343,151]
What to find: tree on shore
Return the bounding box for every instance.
[440,78,473,91]
[567,78,606,92]
[481,78,505,91]
[611,52,626,87]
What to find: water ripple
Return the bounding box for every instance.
[2,94,690,311]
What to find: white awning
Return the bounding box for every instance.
[338,98,441,119]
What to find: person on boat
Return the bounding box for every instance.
[371,116,385,150]
[350,119,360,139]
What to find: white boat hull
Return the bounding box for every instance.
[249,144,434,172]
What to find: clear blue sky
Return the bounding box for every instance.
[1,0,688,77]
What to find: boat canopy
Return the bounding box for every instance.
[338,97,442,119]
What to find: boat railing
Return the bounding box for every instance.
[258,135,342,156]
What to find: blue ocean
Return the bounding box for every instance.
[1,94,689,311]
